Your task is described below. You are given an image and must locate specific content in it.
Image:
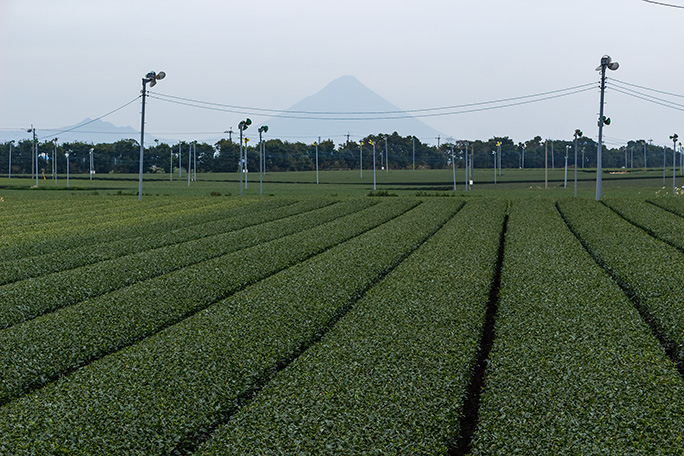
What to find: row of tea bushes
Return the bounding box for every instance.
[195,199,506,455]
[558,199,684,365]
[603,198,684,251]
[650,197,684,217]
[471,200,684,455]
[0,198,330,285]
[0,199,461,455]
[0,197,261,260]
[0,195,175,230]
[0,199,398,404]
[0,199,349,328]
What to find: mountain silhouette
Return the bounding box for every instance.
[260,75,444,144]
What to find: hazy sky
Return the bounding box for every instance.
[1,0,683,147]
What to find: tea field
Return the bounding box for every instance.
[1,191,683,455]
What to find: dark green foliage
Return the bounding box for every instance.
[196,199,506,455]
[472,200,684,455]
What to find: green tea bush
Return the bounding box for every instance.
[472,200,684,455]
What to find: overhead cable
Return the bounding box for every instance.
[148,86,595,121]
[38,96,142,141]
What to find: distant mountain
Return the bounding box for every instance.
[261,76,444,144]
[0,118,156,144]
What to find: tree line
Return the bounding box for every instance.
[0,133,675,176]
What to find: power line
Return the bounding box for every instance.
[611,82,684,108]
[642,0,684,9]
[148,86,595,121]
[37,96,142,141]
[612,78,684,99]
[149,82,595,116]
[611,86,684,112]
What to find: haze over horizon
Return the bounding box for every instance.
[1,0,682,147]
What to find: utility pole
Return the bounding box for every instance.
[451,144,456,191]
[27,125,37,186]
[384,136,388,173]
[595,55,619,200]
[359,141,363,178]
[313,137,320,184]
[671,134,678,194]
[574,129,583,198]
[411,136,415,171]
[545,140,548,189]
[522,144,526,169]
[464,141,470,191]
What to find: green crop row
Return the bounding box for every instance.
[0,197,265,261]
[0,197,219,242]
[0,199,405,405]
[0,198,323,286]
[195,199,506,455]
[603,198,684,251]
[0,199,460,455]
[0,198,362,329]
[0,195,154,228]
[558,199,684,365]
[649,197,684,218]
[471,200,684,455]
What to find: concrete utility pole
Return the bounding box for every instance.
[595,55,619,200]
[384,136,388,173]
[545,140,548,189]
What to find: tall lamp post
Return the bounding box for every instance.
[522,143,526,169]
[315,137,320,184]
[595,54,619,200]
[564,144,570,188]
[369,139,376,190]
[671,134,678,194]
[139,70,166,200]
[8,140,13,178]
[359,140,363,178]
[384,136,389,173]
[464,141,470,191]
[496,141,502,176]
[450,144,456,191]
[89,148,94,180]
[258,125,268,195]
[65,149,71,187]
[238,118,251,196]
[53,138,58,183]
[27,125,37,186]
[574,129,583,197]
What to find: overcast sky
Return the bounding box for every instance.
[1,0,683,147]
